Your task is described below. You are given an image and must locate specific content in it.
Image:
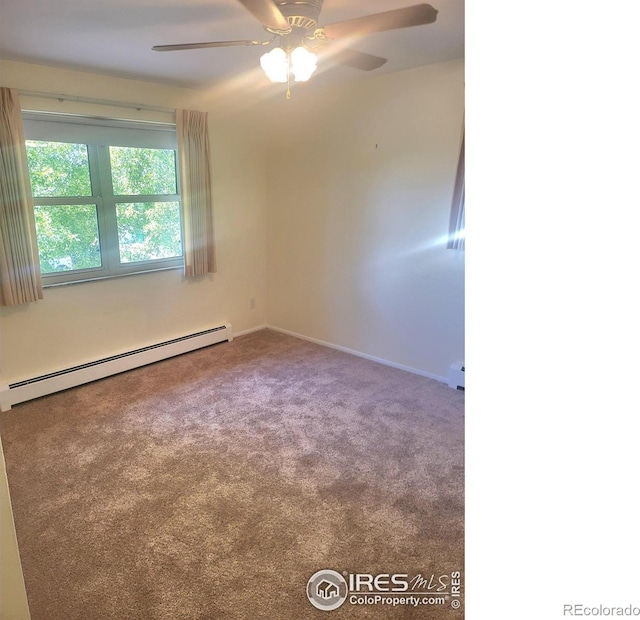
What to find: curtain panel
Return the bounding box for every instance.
[447,130,465,251]
[176,109,216,277]
[0,88,44,306]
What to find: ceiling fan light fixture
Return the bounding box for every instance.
[290,46,317,82]
[260,47,288,83]
[260,43,317,84]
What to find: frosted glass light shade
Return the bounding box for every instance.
[291,46,317,82]
[260,47,288,83]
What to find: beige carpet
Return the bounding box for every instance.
[1,329,464,619]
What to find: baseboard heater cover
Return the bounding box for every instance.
[0,323,232,412]
[448,363,465,390]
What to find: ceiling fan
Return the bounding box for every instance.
[152,0,438,87]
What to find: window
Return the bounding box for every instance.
[23,112,182,285]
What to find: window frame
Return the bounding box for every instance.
[23,112,183,286]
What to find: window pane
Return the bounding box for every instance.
[26,141,92,197]
[116,202,182,263]
[110,147,177,195]
[34,205,101,273]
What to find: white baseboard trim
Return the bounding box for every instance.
[266,325,448,384]
[233,324,268,338]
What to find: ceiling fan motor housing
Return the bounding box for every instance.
[273,0,323,31]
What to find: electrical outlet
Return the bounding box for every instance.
[249,297,255,309]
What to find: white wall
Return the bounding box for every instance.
[0,60,268,384]
[265,59,465,380]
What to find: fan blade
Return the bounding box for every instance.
[322,4,437,40]
[153,40,266,52]
[237,0,289,31]
[329,49,387,71]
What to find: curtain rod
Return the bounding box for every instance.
[17,89,175,114]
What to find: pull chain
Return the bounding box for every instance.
[286,57,291,99]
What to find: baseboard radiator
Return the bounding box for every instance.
[0,323,232,412]
[448,363,465,390]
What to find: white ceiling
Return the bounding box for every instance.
[0,0,464,90]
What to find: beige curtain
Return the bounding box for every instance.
[0,88,43,306]
[176,109,216,277]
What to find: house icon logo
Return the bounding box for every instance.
[317,580,339,599]
[306,569,348,611]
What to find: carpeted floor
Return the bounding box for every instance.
[1,329,464,619]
